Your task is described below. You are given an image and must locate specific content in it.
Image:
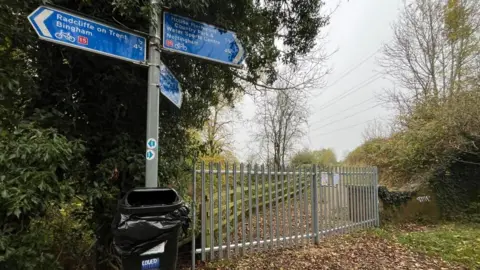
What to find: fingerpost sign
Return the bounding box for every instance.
[28,6,146,63]
[162,12,246,67]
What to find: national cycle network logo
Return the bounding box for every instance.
[141,258,160,270]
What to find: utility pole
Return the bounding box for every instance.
[145,0,161,188]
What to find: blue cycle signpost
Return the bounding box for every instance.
[28,6,146,63]
[163,12,246,67]
[27,5,245,194]
[28,4,245,269]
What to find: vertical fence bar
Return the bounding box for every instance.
[335,167,340,232]
[217,163,223,259]
[328,167,337,233]
[201,162,206,261]
[255,164,260,252]
[315,167,327,238]
[275,166,280,248]
[364,167,369,228]
[304,166,309,244]
[325,167,330,233]
[330,167,335,232]
[330,167,334,232]
[330,167,338,232]
[368,167,373,227]
[344,167,349,234]
[209,163,214,260]
[364,167,368,228]
[359,167,364,230]
[281,166,286,247]
[355,167,361,230]
[268,165,273,250]
[286,166,292,246]
[328,167,333,232]
[192,163,196,270]
[370,167,376,227]
[350,167,354,230]
[292,167,297,245]
[312,165,319,245]
[352,167,357,229]
[374,167,380,227]
[233,164,239,255]
[322,167,330,232]
[338,166,343,233]
[261,164,266,251]
[298,167,305,246]
[349,167,354,229]
[362,167,367,228]
[225,163,230,258]
[345,167,349,232]
[240,163,246,255]
[342,166,348,233]
[248,164,253,253]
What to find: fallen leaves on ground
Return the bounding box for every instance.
[196,231,466,270]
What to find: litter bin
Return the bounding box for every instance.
[112,188,190,270]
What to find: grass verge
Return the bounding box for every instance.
[376,224,480,269]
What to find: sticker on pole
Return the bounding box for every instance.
[146,138,157,149]
[146,150,155,160]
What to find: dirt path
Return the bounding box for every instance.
[189,231,465,270]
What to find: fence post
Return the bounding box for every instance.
[312,165,320,245]
[374,166,380,227]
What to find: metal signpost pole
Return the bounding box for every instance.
[145,0,161,188]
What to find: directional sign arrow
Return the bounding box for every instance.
[28,6,146,63]
[146,150,155,160]
[147,138,157,149]
[162,12,246,67]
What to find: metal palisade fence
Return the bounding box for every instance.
[190,163,380,268]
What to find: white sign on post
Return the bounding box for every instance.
[333,173,340,186]
[321,172,329,186]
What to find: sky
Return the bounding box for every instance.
[233,0,404,162]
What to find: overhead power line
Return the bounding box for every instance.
[312,45,384,99]
[310,96,376,125]
[310,102,385,132]
[310,119,376,137]
[312,73,384,115]
[314,47,382,97]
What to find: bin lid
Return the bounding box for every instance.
[119,188,184,215]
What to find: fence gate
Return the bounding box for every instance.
[190,163,380,269]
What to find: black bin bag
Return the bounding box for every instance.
[113,188,190,270]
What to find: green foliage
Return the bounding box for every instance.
[396,224,480,269]
[291,148,337,166]
[1,202,95,270]
[0,124,87,223]
[347,90,480,221]
[0,125,93,269]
